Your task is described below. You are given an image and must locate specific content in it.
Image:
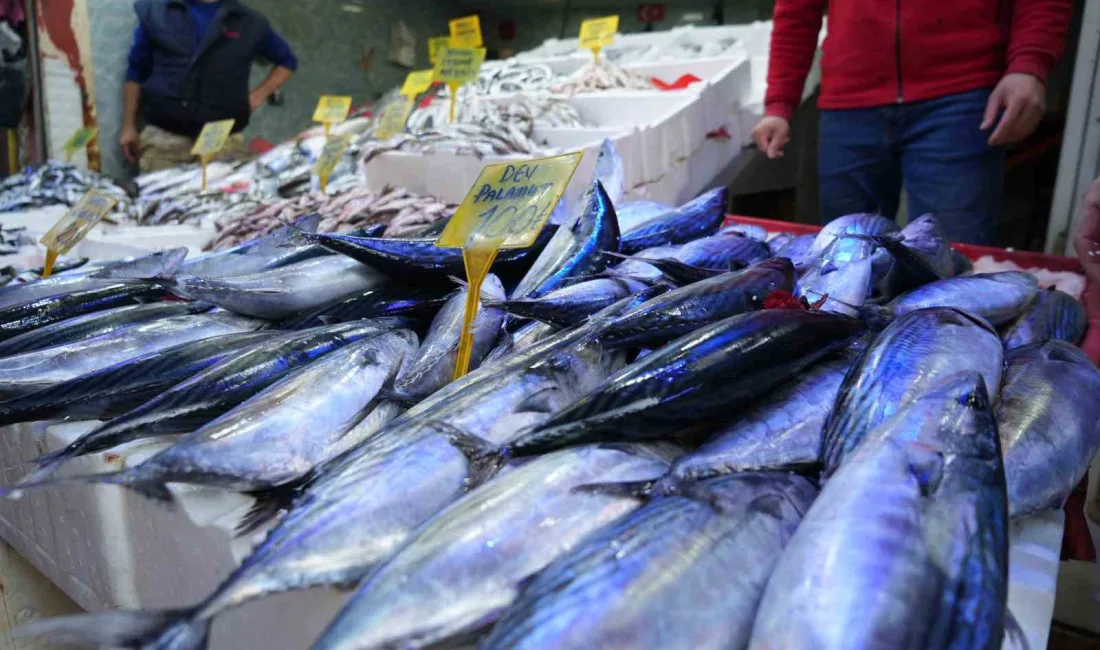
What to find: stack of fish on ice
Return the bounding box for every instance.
[0,139,1096,650]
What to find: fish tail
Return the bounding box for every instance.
[235,480,305,537]
[429,420,508,490]
[15,607,209,650]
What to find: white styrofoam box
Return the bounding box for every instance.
[0,206,70,237]
[0,417,1066,650]
[83,224,217,257]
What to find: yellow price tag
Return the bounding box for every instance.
[429,36,451,64]
[314,135,352,193]
[449,15,482,48]
[580,16,619,54]
[433,47,485,85]
[439,152,583,379]
[63,127,98,161]
[402,69,436,98]
[374,98,414,141]
[191,119,236,157]
[39,189,119,277]
[312,95,353,125]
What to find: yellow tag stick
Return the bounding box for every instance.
[449,15,483,48]
[579,15,619,59]
[433,47,485,125]
[437,152,583,379]
[191,119,236,191]
[314,134,352,193]
[313,95,353,138]
[5,129,15,174]
[39,189,119,277]
[63,127,98,163]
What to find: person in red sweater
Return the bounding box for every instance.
[751,0,1073,245]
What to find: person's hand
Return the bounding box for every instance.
[982,73,1046,146]
[1074,176,1100,285]
[119,124,140,163]
[249,90,266,113]
[751,116,790,159]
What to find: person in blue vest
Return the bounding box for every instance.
[120,0,297,172]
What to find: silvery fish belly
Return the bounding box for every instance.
[751,371,1008,650]
[0,312,263,400]
[872,272,1039,327]
[808,213,900,258]
[619,188,728,255]
[394,274,505,400]
[774,233,818,272]
[671,356,852,479]
[617,200,675,234]
[483,473,817,650]
[998,340,1100,518]
[170,256,387,320]
[310,444,673,650]
[820,308,1003,476]
[495,277,649,328]
[1001,287,1087,350]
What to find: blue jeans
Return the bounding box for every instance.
[818,88,1004,245]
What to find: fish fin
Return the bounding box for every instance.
[91,248,188,283]
[856,304,894,329]
[515,386,561,414]
[573,479,658,499]
[236,481,303,537]
[903,442,945,497]
[448,275,470,289]
[1002,609,1030,650]
[292,213,322,234]
[15,608,207,650]
[601,250,631,261]
[3,469,174,504]
[428,420,506,490]
[373,388,419,407]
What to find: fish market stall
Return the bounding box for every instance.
[0,137,1094,650]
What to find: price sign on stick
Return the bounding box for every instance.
[579,16,619,58]
[401,69,436,97]
[313,95,353,137]
[429,36,451,64]
[39,189,119,278]
[437,152,583,379]
[449,15,483,48]
[314,134,351,193]
[63,127,98,163]
[433,47,486,124]
[191,119,236,191]
[374,98,414,141]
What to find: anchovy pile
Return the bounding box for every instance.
[0,162,131,215]
[206,186,456,250]
[1,140,1095,650]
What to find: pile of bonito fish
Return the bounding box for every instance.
[0,140,1096,650]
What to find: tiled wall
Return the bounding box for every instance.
[87,0,454,179]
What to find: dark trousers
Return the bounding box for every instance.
[818,88,1004,245]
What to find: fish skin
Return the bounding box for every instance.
[509,309,864,455]
[720,222,769,241]
[598,258,795,348]
[608,233,768,284]
[510,181,621,300]
[894,213,954,280]
[0,248,187,310]
[767,231,796,255]
[483,472,816,650]
[493,277,649,328]
[617,200,674,234]
[0,332,276,425]
[593,139,625,206]
[866,272,1039,328]
[394,275,506,400]
[0,283,170,343]
[299,226,559,287]
[311,443,673,650]
[620,187,728,255]
[282,285,451,330]
[998,340,1100,518]
[179,214,327,278]
[796,236,878,317]
[167,256,387,320]
[751,372,1008,650]
[483,319,558,366]
[774,233,818,272]
[0,312,263,401]
[36,330,418,497]
[808,213,900,258]
[671,356,852,480]
[21,319,408,481]
[820,308,1004,477]
[1001,288,1087,350]
[952,249,974,276]
[0,301,214,359]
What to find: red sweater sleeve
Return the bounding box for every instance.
[1005,0,1073,83]
[764,0,827,121]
